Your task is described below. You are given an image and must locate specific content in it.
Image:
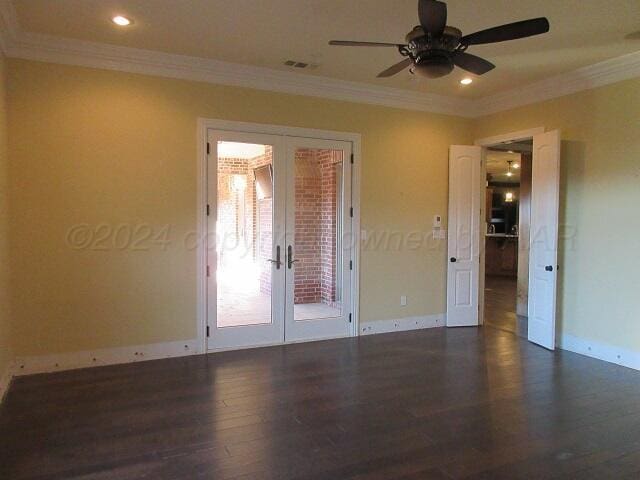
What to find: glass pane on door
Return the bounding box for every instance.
[292,148,344,321]
[216,141,274,327]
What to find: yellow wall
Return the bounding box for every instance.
[474,77,640,353]
[7,57,638,360]
[0,53,11,375]
[7,59,472,357]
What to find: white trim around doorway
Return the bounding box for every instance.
[473,127,544,329]
[196,118,362,354]
[474,128,545,147]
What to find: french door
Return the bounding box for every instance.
[206,130,353,350]
[284,137,353,342]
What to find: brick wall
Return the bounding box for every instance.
[318,150,343,307]
[248,147,273,295]
[294,149,322,304]
[293,149,342,306]
[257,198,272,295]
[216,157,251,268]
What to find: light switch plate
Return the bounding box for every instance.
[433,229,446,240]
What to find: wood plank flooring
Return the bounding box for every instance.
[484,275,528,338]
[1,327,640,479]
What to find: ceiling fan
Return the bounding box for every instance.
[329,0,549,79]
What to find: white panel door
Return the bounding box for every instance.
[528,130,561,350]
[447,146,482,327]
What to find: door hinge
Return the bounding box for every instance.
[206,204,210,216]
[206,142,211,155]
[349,313,352,323]
[206,265,210,277]
[349,260,353,270]
[350,207,354,217]
[350,153,354,164]
[206,326,210,337]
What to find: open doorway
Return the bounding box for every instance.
[447,129,561,350]
[483,140,532,338]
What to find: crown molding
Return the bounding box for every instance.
[0,0,639,118]
[8,32,474,117]
[474,50,640,116]
[0,1,472,117]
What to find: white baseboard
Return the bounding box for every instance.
[13,339,202,376]
[558,334,640,372]
[359,314,445,336]
[0,364,13,404]
[9,316,444,377]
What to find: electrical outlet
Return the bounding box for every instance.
[400,295,407,306]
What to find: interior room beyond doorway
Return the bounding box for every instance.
[483,139,532,338]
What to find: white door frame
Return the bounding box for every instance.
[472,127,560,343]
[474,128,545,148]
[196,118,362,353]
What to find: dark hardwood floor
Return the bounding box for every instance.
[2,327,640,479]
[484,275,528,338]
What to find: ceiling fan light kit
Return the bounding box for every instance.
[329,0,550,80]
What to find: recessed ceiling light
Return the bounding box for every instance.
[460,78,473,85]
[112,15,131,26]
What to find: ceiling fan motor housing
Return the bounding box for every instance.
[413,51,454,78]
[407,26,461,78]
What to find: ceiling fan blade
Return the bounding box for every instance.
[418,0,447,37]
[453,52,495,75]
[329,40,404,47]
[377,58,413,78]
[461,17,550,46]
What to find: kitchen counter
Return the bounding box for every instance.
[485,235,518,276]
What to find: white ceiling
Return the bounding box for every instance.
[486,151,522,183]
[10,0,640,99]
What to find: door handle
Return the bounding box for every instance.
[267,245,282,269]
[287,245,298,269]
[450,257,457,263]
[545,265,554,272]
